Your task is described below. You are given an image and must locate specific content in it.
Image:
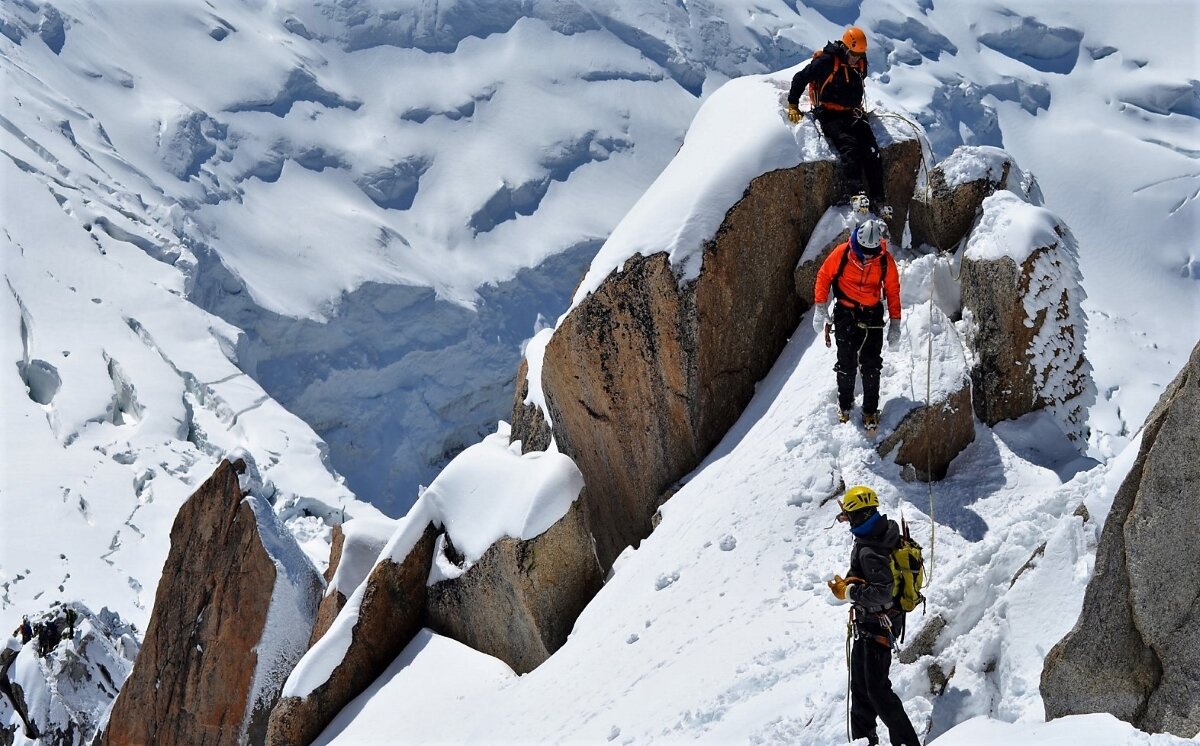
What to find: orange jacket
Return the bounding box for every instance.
[814,241,901,319]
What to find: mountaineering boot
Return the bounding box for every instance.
[838,409,851,424]
[850,193,871,215]
[862,412,879,431]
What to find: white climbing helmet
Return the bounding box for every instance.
[855,219,886,250]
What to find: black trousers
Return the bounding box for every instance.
[833,303,884,414]
[850,629,921,746]
[818,111,886,206]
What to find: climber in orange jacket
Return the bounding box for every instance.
[812,219,901,429]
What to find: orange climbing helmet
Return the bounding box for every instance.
[842,26,868,55]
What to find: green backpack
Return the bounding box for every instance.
[891,518,926,613]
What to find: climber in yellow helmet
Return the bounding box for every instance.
[785,27,889,216]
[829,485,921,746]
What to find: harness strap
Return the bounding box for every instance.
[807,52,865,112]
[831,244,889,313]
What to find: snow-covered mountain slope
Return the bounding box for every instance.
[1,0,759,519]
[2,0,1198,740]
[312,4,1196,744]
[314,278,1158,744]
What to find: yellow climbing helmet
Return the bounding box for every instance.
[840,485,879,513]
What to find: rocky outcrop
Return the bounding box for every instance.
[426,499,602,673]
[307,517,397,651]
[308,525,348,649]
[909,146,1015,252]
[100,459,323,746]
[792,222,852,309]
[510,358,552,455]
[2,604,139,745]
[960,192,1092,444]
[1042,340,1200,737]
[878,385,974,481]
[267,523,437,746]
[538,140,921,570]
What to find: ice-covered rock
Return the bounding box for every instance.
[960,189,1094,446]
[1,604,138,745]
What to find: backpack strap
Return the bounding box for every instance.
[831,242,888,308]
[808,51,865,112]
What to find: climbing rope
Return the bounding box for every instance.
[845,617,853,741]
[867,108,950,585]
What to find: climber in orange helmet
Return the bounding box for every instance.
[786,26,889,216]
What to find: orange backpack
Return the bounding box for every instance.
[807,50,866,112]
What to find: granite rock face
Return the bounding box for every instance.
[510,358,552,455]
[878,384,975,481]
[909,147,1015,252]
[426,499,602,673]
[1042,340,1200,737]
[533,140,921,570]
[266,523,437,746]
[307,524,348,649]
[100,459,323,746]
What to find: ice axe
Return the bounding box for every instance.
[824,322,833,348]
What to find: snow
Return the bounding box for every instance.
[242,489,323,742]
[938,145,1019,191]
[422,422,584,565]
[311,630,515,746]
[519,327,555,427]
[933,712,1196,745]
[963,191,1062,264]
[325,517,396,598]
[3,0,1200,743]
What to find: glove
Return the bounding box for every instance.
[827,574,865,601]
[887,319,901,349]
[786,103,802,124]
[812,303,830,334]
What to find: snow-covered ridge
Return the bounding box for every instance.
[568,69,920,312]
[3,0,1199,741]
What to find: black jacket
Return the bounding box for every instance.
[846,512,900,613]
[787,41,867,111]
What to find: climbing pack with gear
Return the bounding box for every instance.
[806,45,867,114]
[890,518,926,614]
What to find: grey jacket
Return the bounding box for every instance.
[847,514,900,613]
